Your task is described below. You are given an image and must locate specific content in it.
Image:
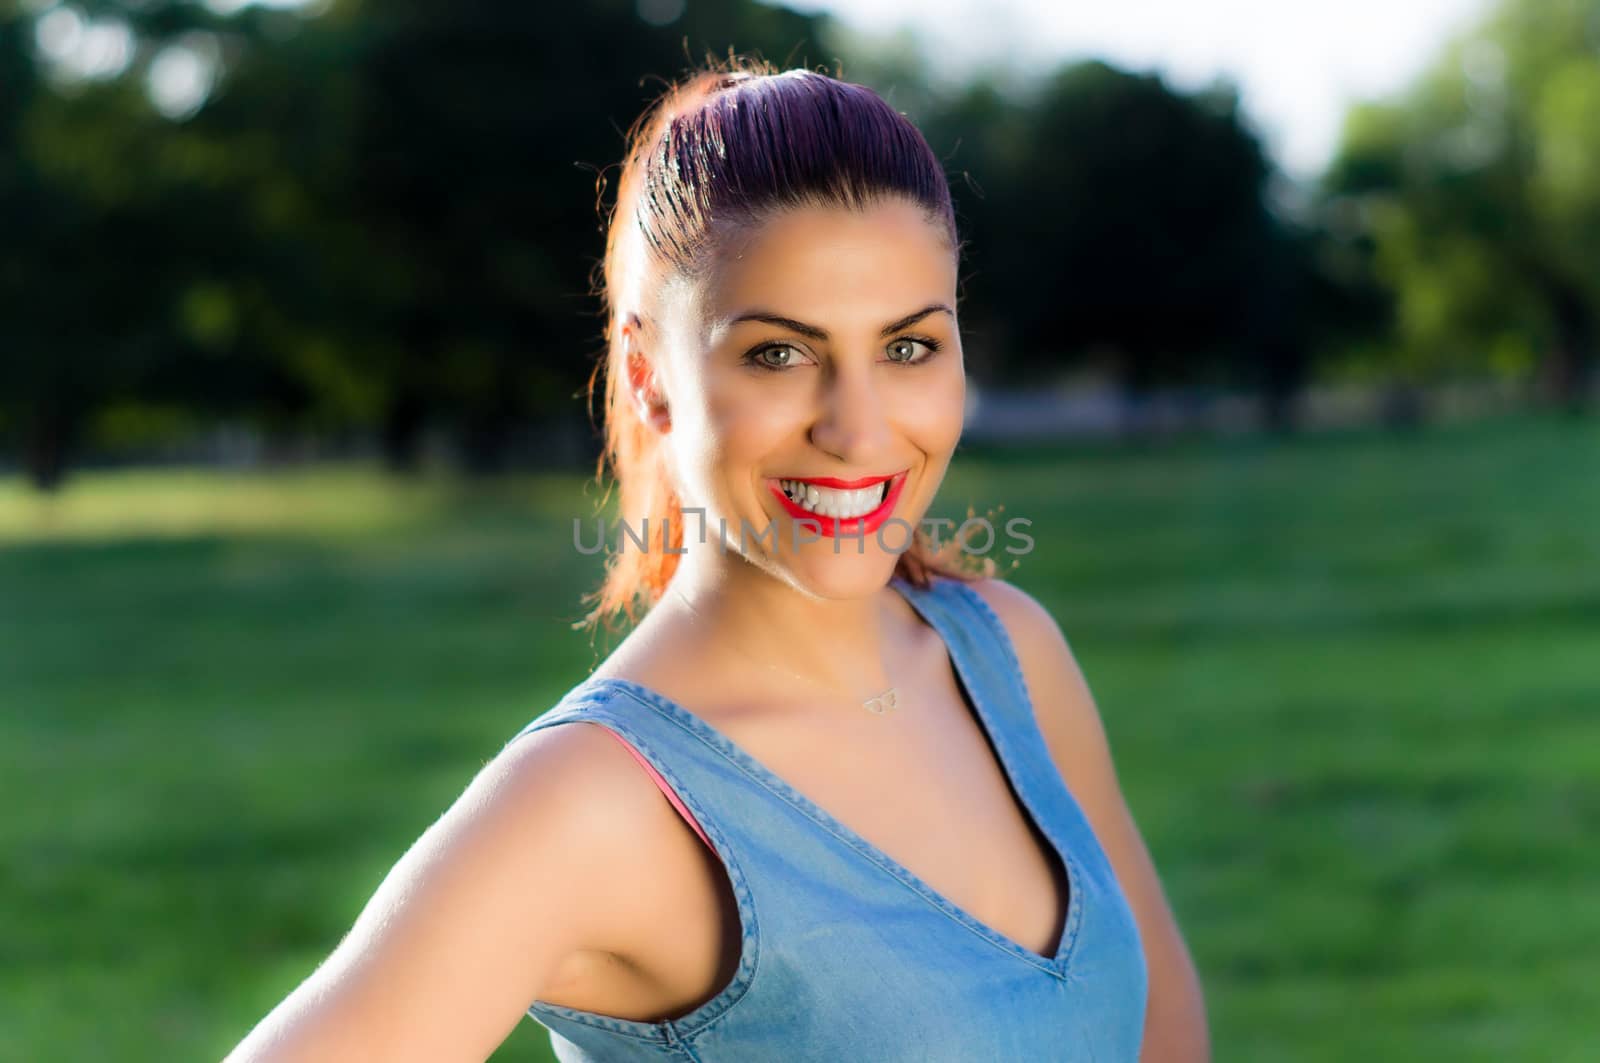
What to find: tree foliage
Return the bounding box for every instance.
[1325,0,1600,409]
[2,0,1356,489]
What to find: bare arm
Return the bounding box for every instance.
[225,723,657,1063]
[970,578,1212,1063]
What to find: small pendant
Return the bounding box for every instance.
[864,688,900,714]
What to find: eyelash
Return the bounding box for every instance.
[742,336,945,372]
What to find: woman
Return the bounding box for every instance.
[227,60,1209,1062]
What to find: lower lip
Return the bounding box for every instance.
[768,472,909,538]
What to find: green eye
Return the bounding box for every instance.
[743,344,805,371]
[887,337,943,364]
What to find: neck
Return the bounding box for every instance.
[665,544,906,695]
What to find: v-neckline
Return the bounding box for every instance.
[582,575,1081,977]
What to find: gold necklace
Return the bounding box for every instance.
[668,588,902,715]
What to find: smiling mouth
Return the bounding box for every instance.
[766,470,909,534]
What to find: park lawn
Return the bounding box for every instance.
[1,411,1597,1061]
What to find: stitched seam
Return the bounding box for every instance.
[579,711,762,1037]
[514,704,762,1039]
[665,1022,705,1062]
[516,713,673,1042]
[526,1001,668,1041]
[944,579,1035,720]
[942,578,1101,970]
[908,578,1089,968]
[611,682,1066,978]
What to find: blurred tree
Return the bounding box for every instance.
[0,4,62,487]
[259,0,837,473]
[1325,0,1600,412]
[0,1,319,489]
[4,0,1365,485]
[925,61,1300,426]
[911,73,1025,389]
[1,0,837,485]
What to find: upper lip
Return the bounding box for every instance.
[776,471,902,489]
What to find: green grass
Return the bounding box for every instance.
[2,411,1597,1061]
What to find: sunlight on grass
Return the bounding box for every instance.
[3,412,1597,1062]
[0,462,617,543]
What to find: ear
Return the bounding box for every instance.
[623,318,671,435]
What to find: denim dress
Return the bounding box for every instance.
[506,574,1148,1061]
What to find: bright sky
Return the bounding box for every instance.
[779,0,1496,180]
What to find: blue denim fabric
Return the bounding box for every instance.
[506,574,1148,1061]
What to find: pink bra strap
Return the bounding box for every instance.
[598,725,714,851]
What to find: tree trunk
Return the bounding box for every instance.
[458,409,512,476]
[1258,338,1307,435]
[23,399,73,492]
[380,387,427,474]
[1542,283,1595,414]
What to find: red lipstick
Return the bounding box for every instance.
[767,470,909,538]
[786,473,894,490]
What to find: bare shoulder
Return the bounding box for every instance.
[959,575,1069,665]
[484,717,707,934]
[489,715,669,827]
[225,715,691,1062]
[400,718,678,958]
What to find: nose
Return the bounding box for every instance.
[808,360,893,465]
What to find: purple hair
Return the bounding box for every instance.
[632,67,959,274]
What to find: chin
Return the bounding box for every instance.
[776,551,900,600]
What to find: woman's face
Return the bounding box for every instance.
[635,196,966,597]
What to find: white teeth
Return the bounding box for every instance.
[780,478,891,519]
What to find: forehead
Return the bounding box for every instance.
[683,199,957,342]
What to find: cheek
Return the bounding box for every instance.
[893,360,966,455]
[671,371,798,502]
[702,372,803,455]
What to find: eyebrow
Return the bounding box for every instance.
[721,302,954,341]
